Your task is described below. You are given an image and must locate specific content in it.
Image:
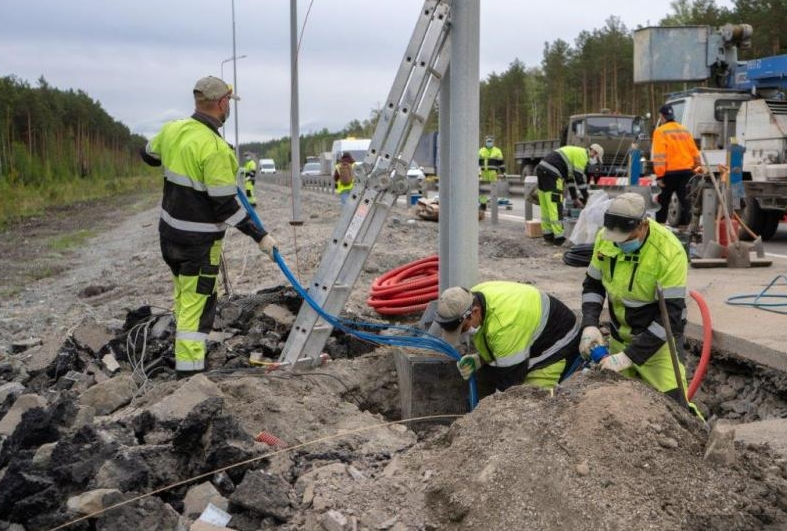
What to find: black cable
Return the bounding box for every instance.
[562,243,595,267]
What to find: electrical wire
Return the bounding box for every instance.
[726,274,787,315]
[234,187,479,409]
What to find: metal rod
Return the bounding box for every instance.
[231,0,240,161]
[656,283,688,407]
[289,0,303,224]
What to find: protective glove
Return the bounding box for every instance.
[457,353,482,380]
[598,352,633,372]
[579,326,604,359]
[259,234,278,260]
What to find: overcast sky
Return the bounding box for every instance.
[0,0,734,144]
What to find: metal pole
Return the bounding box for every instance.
[289,0,303,225]
[231,0,240,161]
[220,54,246,139]
[446,0,480,289]
[656,283,689,407]
[438,67,451,292]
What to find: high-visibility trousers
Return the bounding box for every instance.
[245,177,257,205]
[609,335,703,419]
[536,165,565,237]
[160,238,222,372]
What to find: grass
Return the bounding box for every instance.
[0,173,159,229]
[48,229,98,252]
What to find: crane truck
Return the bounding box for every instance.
[634,23,787,240]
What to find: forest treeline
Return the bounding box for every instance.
[1,0,781,223]
[246,0,784,172]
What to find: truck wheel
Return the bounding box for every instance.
[666,193,681,227]
[741,199,782,241]
[521,164,534,178]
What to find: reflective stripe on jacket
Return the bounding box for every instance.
[651,121,700,178]
[478,146,504,182]
[471,281,549,368]
[580,221,688,365]
[145,115,247,245]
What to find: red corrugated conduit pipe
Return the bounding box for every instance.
[367,255,439,315]
[688,289,712,400]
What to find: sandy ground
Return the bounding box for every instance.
[3,181,787,531]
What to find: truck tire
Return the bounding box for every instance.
[521,164,534,178]
[666,193,681,227]
[740,199,781,241]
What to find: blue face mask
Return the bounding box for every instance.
[616,238,643,253]
[485,141,493,148]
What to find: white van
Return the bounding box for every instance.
[259,158,276,175]
[330,138,371,169]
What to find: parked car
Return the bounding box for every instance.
[300,162,321,176]
[259,158,276,175]
[301,162,322,186]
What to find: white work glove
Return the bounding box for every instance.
[457,353,482,381]
[259,234,278,260]
[599,352,633,372]
[579,326,604,359]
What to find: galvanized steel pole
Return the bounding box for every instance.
[230,0,240,161]
[289,0,303,225]
[446,0,480,290]
[438,67,451,292]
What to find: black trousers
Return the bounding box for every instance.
[656,170,693,225]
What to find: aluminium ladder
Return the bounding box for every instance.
[275,0,453,367]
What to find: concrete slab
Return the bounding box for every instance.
[729,418,787,458]
[394,350,469,419]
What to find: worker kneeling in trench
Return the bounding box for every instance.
[433,281,581,391]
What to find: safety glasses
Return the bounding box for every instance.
[434,305,473,332]
[603,212,643,233]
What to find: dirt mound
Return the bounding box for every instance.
[412,371,787,531]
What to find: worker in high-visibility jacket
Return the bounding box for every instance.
[243,153,257,206]
[141,76,278,377]
[434,281,581,391]
[478,136,504,218]
[333,151,356,205]
[535,144,602,245]
[579,193,701,417]
[651,104,701,227]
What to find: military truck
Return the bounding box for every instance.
[514,111,651,179]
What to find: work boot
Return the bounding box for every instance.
[552,236,566,246]
[543,233,554,243]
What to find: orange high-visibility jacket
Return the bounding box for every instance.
[651,121,700,178]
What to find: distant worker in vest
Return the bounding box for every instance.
[535,143,603,246]
[433,281,581,391]
[243,153,258,207]
[478,135,504,218]
[651,103,701,228]
[333,151,356,205]
[140,76,278,378]
[579,193,700,416]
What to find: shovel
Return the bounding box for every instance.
[732,211,765,258]
[707,170,750,267]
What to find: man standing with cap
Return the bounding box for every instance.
[243,152,258,206]
[140,75,278,378]
[651,104,700,227]
[433,281,581,391]
[579,193,700,415]
[535,144,603,245]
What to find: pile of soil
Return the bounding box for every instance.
[2,182,787,530]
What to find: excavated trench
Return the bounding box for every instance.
[2,284,787,530]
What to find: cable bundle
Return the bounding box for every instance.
[562,243,595,267]
[367,255,439,315]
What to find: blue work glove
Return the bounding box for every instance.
[457,353,481,380]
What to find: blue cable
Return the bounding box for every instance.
[726,274,787,315]
[235,188,479,409]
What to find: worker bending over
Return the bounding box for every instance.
[580,193,700,416]
[434,281,580,391]
[535,144,603,245]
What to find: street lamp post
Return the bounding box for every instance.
[219,54,247,139]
